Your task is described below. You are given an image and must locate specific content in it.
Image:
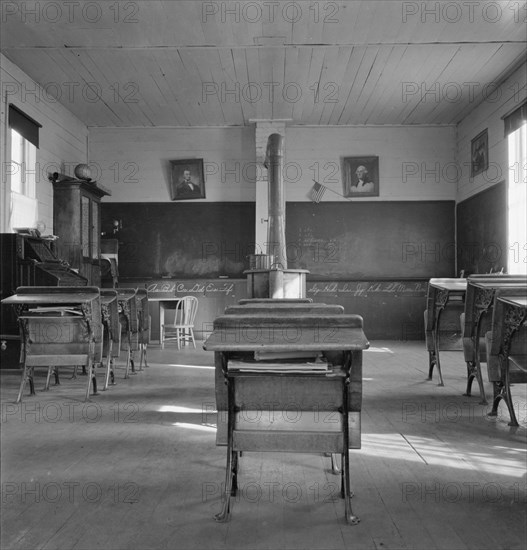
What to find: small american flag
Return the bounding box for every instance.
[310,181,326,203]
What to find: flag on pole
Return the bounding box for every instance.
[310,180,326,203]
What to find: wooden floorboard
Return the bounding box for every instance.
[1,340,526,550]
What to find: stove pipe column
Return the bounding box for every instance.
[264,133,287,271]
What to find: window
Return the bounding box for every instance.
[10,128,36,197]
[9,128,37,230]
[506,102,527,275]
[8,105,41,231]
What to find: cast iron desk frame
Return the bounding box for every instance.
[427,279,467,386]
[135,288,149,370]
[2,287,101,402]
[492,293,527,427]
[204,312,368,525]
[464,278,527,404]
[116,288,137,378]
[100,289,120,390]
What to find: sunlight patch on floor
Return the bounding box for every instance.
[365,346,394,353]
[360,433,527,477]
[159,405,217,413]
[173,422,217,432]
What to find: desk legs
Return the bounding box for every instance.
[431,306,445,386]
[215,353,236,523]
[342,352,359,525]
[489,371,520,427]
[139,343,148,370]
[489,304,527,427]
[159,304,164,349]
[465,316,488,404]
[16,366,34,403]
[103,338,115,390]
[123,330,132,379]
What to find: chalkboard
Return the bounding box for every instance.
[285,201,455,279]
[456,181,506,275]
[101,203,255,279]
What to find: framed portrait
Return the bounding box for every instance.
[471,129,488,178]
[169,159,206,200]
[342,156,379,198]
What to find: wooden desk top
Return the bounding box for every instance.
[224,304,345,315]
[2,291,99,305]
[115,288,136,300]
[238,298,312,304]
[470,279,527,289]
[100,292,118,306]
[204,313,369,352]
[101,296,117,306]
[497,295,527,308]
[147,296,181,302]
[429,278,467,292]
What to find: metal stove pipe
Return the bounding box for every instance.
[264,133,287,271]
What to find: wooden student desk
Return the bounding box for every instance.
[2,287,102,402]
[425,278,467,386]
[203,304,369,525]
[488,292,527,426]
[463,277,527,404]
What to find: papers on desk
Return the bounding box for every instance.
[25,306,84,316]
[254,350,318,361]
[228,355,329,373]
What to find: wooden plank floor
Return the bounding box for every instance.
[1,341,526,550]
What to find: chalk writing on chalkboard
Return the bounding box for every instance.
[307,281,427,297]
[147,281,236,295]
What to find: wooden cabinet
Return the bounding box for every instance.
[53,179,111,286]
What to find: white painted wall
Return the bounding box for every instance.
[285,125,457,201]
[456,64,526,203]
[0,54,88,233]
[89,123,457,204]
[88,127,257,202]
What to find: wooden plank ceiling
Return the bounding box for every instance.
[1,0,525,127]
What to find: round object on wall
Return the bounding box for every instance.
[74,163,92,181]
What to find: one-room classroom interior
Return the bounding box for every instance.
[0,2,526,549]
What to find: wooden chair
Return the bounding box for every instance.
[135,289,150,370]
[161,296,198,349]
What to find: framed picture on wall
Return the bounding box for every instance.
[169,159,206,200]
[342,156,379,198]
[470,129,488,178]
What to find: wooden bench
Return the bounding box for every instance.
[203,303,369,525]
[485,290,527,426]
